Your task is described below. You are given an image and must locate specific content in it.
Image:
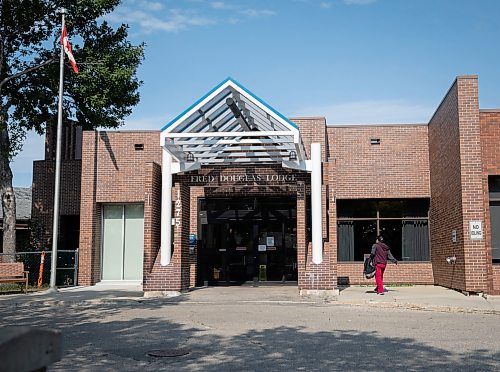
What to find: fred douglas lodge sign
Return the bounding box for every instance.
[189,174,297,184]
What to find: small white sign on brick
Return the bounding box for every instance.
[469,221,483,240]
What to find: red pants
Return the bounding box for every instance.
[375,263,386,293]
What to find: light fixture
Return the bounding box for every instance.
[289,150,297,161]
[186,152,194,162]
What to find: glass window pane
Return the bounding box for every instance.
[124,204,144,280]
[378,200,403,218]
[401,199,429,218]
[489,176,500,200]
[402,220,429,261]
[379,220,402,260]
[337,200,377,218]
[491,201,500,263]
[102,205,123,280]
[338,220,376,261]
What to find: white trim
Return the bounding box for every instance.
[311,143,323,265]
[161,148,172,266]
[165,130,295,139]
[161,81,232,138]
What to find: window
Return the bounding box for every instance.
[337,199,430,262]
[489,177,500,263]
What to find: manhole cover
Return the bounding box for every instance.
[147,348,190,358]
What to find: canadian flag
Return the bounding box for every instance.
[61,25,78,74]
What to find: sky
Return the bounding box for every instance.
[11,0,500,186]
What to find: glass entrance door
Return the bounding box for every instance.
[197,197,297,285]
[102,204,144,281]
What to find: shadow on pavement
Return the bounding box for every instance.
[1,295,499,371]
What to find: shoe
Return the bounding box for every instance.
[377,292,384,295]
[374,287,387,292]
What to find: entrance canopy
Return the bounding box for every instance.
[159,78,322,267]
[160,78,306,167]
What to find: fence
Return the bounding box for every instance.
[0,249,79,288]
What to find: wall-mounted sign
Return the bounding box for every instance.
[451,229,457,243]
[189,234,196,254]
[189,174,296,184]
[258,244,267,252]
[469,221,483,240]
[266,236,274,247]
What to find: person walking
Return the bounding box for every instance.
[370,235,398,295]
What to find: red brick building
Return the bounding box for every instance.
[32,76,500,295]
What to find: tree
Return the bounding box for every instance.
[0,0,144,260]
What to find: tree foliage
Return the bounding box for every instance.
[1,0,144,155]
[0,0,145,257]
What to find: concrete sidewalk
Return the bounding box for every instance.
[1,284,499,314]
[336,285,500,314]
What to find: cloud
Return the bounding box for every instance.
[107,1,276,34]
[107,8,215,33]
[343,0,377,5]
[238,8,276,17]
[320,2,333,9]
[139,1,163,11]
[292,100,433,125]
[211,1,231,10]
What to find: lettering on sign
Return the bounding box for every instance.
[189,174,296,184]
[469,221,483,240]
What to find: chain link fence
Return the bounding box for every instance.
[0,249,79,290]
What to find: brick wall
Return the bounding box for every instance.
[457,77,488,292]
[143,162,161,276]
[337,262,434,285]
[95,131,161,203]
[32,160,82,248]
[428,76,488,293]
[79,131,161,285]
[428,79,466,291]
[291,117,327,160]
[78,132,99,285]
[328,125,430,199]
[480,110,500,294]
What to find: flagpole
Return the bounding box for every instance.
[49,8,66,292]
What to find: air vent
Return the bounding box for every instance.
[134,144,144,151]
[370,138,381,145]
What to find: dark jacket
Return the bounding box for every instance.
[370,242,397,265]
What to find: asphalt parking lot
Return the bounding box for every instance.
[1,285,499,371]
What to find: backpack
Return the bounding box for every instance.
[363,257,376,279]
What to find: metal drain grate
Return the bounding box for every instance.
[147,348,190,358]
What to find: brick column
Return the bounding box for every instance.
[297,182,337,295]
[296,181,308,289]
[143,181,191,294]
[457,77,488,293]
[78,131,100,285]
[177,182,191,291]
[143,162,161,276]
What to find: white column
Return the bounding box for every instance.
[311,143,323,264]
[161,146,173,266]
